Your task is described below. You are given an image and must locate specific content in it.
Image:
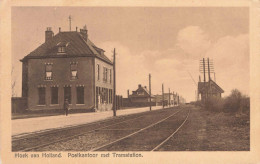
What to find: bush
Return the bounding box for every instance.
[200,89,250,114]
[193,100,203,107]
[223,89,242,113]
[223,89,250,114]
[239,96,250,114]
[205,96,225,112]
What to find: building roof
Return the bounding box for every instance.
[198,80,224,93]
[21,31,113,64]
[129,84,154,98]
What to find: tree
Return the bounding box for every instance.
[224,89,242,112]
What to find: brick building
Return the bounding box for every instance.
[21,26,114,111]
[154,92,183,106]
[198,80,224,102]
[123,84,155,107]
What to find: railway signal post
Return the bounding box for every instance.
[162,83,164,108]
[169,88,171,107]
[149,73,152,111]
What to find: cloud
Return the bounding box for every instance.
[176,26,212,59]
[155,59,182,71]
[205,34,249,96]
[93,28,249,101]
[99,41,149,97]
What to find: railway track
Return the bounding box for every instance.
[151,109,190,151]
[92,108,190,151]
[12,107,176,151]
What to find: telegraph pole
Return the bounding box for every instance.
[178,94,180,105]
[68,15,72,31]
[203,58,206,83]
[149,74,152,111]
[195,90,197,101]
[207,58,211,81]
[173,91,175,106]
[162,83,164,108]
[207,58,211,98]
[203,58,207,102]
[113,48,116,116]
[168,88,171,107]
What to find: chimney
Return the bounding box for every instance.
[138,84,141,88]
[59,27,61,33]
[127,90,129,98]
[80,25,88,40]
[45,27,54,42]
[144,86,147,89]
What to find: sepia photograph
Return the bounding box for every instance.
[9,6,251,153]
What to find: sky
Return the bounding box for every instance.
[12,7,249,102]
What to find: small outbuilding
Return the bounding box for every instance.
[198,79,224,102]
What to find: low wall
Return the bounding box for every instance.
[97,103,113,111]
[122,98,156,107]
[12,97,27,113]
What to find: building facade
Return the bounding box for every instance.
[21,26,114,111]
[123,84,155,107]
[198,80,224,102]
[154,92,184,106]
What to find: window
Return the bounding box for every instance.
[96,87,99,107]
[45,64,53,80]
[38,87,46,105]
[109,89,113,104]
[111,89,113,103]
[138,91,144,95]
[77,86,84,104]
[100,88,108,103]
[70,62,78,80]
[105,88,108,103]
[98,87,103,103]
[58,46,65,53]
[64,86,71,104]
[51,87,59,104]
[97,64,100,80]
[103,67,108,82]
[109,69,112,83]
[100,88,107,103]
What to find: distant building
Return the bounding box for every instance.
[198,80,224,102]
[20,26,114,111]
[154,95,167,106]
[154,92,180,106]
[123,84,155,107]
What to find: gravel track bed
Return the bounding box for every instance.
[12,114,140,151]
[98,108,189,151]
[21,107,179,151]
[31,107,180,151]
[12,108,175,151]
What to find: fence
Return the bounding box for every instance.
[122,98,156,107]
[115,95,123,110]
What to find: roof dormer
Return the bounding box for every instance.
[57,42,70,54]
